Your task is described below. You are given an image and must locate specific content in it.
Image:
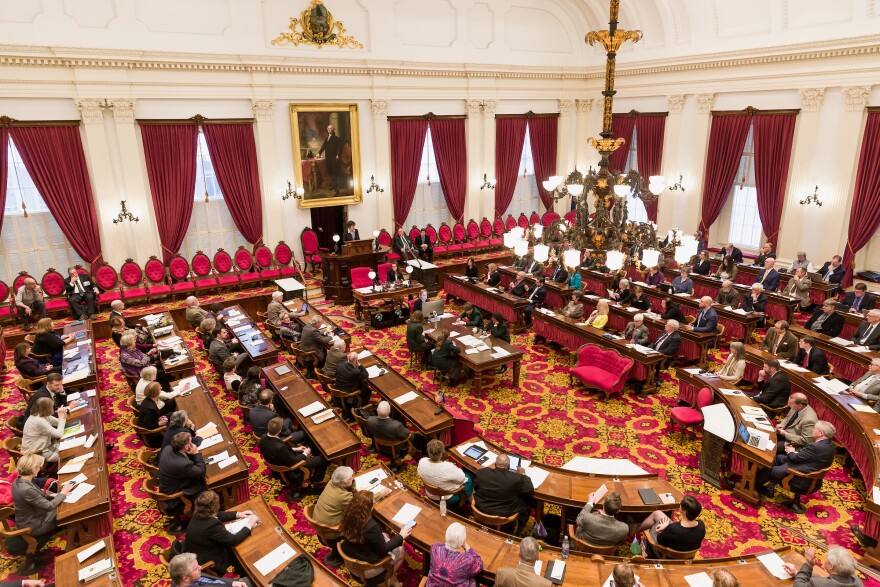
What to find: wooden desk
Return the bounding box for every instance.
[61,320,97,393]
[789,324,880,382]
[321,244,390,305]
[175,375,249,508]
[142,311,195,380]
[533,309,665,394]
[57,393,111,548]
[708,259,840,305]
[54,537,123,587]
[448,436,681,525]
[578,268,615,297]
[498,266,573,309]
[358,351,454,443]
[423,317,524,396]
[283,298,351,352]
[229,496,348,587]
[352,281,423,323]
[262,359,362,469]
[434,252,514,278]
[839,309,869,340]
[217,305,279,367]
[668,270,799,324]
[440,274,529,333]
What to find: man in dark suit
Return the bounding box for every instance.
[414,229,433,262]
[250,389,301,440]
[159,431,207,533]
[818,256,846,284]
[523,277,547,327]
[754,258,780,292]
[393,228,415,259]
[842,283,876,314]
[335,352,371,409]
[741,283,768,314]
[366,401,412,472]
[259,417,327,499]
[687,296,718,333]
[753,242,776,267]
[523,256,544,277]
[723,243,743,264]
[64,267,96,319]
[343,220,360,241]
[485,263,501,287]
[182,491,259,576]
[22,372,70,426]
[805,300,845,337]
[651,321,682,357]
[794,336,829,375]
[318,124,342,194]
[549,260,567,283]
[760,320,799,361]
[852,310,880,350]
[473,454,534,533]
[757,420,836,500]
[510,272,530,297]
[300,316,333,368]
[752,359,791,408]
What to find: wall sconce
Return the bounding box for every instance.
[366,175,385,194]
[480,173,496,190]
[282,180,304,201]
[112,201,139,224]
[799,185,823,207]
[669,174,685,192]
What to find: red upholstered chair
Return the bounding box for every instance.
[424,224,438,248]
[564,210,577,224]
[542,211,560,227]
[377,263,392,285]
[213,249,240,291]
[254,244,279,282]
[119,259,149,303]
[438,223,458,255]
[0,280,12,325]
[669,387,714,438]
[569,344,634,399]
[453,222,473,251]
[350,267,372,289]
[39,269,70,316]
[300,227,325,273]
[408,226,421,243]
[505,215,517,232]
[143,257,171,301]
[517,213,529,230]
[168,255,196,299]
[429,225,445,256]
[234,246,262,287]
[93,264,122,308]
[479,218,496,248]
[191,251,218,293]
[465,220,483,250]
[529,211,541,226]
[274,241,298,278]
[377,229,399,262]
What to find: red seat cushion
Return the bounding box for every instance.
[46,299,69,311]
[196,278,218,288]
[218,275,239,285]
[489,238,503,245]
[0,307,10,318]
[261,269,281,279]
[123,288,148,299]
[98,291,122,302]
[172,281,195,292]
[149,285,172,295]
[670,407,704,426]
[447,244,462,252]
[434,246,448,254]
[387,252,401,261]
[240,272,261,282]
[570,366,623,391]
[476,240,491,247]
[280,267,297,277]
[461,243,476,250]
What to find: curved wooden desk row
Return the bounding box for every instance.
[61,319,97,393]
[215,304,280,366]
[55,537,124,587]
[144,310,196,381]
[498,265,575,308]
[789,324,880,382]
[365,464,812,585]
[283,297,352,352]
[440,274,529,333]
[707,259,839,306]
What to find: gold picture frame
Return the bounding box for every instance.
[289,103,362,209]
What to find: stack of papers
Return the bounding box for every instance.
[196,422,219,438]
[298,401,325,417]
[718,388,744,396]
[851,403,876,414]
[78,557,113,582]
[199,434,224,450]
[561,456,647,476]
[255,543,296,576]
[274,364,291,376]
[813,377,849,395]
[312,409,336,424]
[357,349,372,360]
[829,337,853,346]
[206,450,230,465]
[77,539,106,563]
[629,344,657,355]
[60,435,87,451]
[224,517,250,535]
[174,376,199,394]
[732,308,749,315]
[756,552,792,580]
[394,391,420,405]
[354,469,388,491]
[365,365,386,378]
[66,482,96,503]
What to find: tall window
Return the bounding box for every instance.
[726,124,763,249]
[510,126,541,217]
[623,127,648,224]
[179,130,247,261]
[1,137,85,283]
[406,128,448,229]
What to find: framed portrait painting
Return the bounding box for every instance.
[289,103,363,208]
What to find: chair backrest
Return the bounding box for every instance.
[480,218,493,238]
[505,215,517,231]
[303,503,339,546]
[576,344,633,374]
[529,211,541,226]
[191,251,213,278]
[40,269,66,297]
[567,524,618,555]
[517,213,529,230]
[234,246,254,272]
[120,259,144,287]
[254,244,274,270]
[424,225,437,245]
[213,249,234,275]
[409,226,421,242]
[492,217,505,236]
[337,542,393,583]
[274,241,293,267]
[466,220,480,240]
[301,228,320,254]
[0,506,36,554]
[168,256,191,281]
[0,279,9,305]
[696,387,714,409]
[564,210,577,224]
[137,447,160,475]
[542,211,560,227]
[350,267,372,288]
[13,272,32,292]
[470,496,518,529]
[144,257,168,286]
[452,222,466,243]
[377,229,393,248]
[437,223,453,245]
[377,263,392,284]
[93,265,118,291]
[782,464,833,495]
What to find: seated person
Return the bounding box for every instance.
[31,318,73,368]
[459,303,483,328]
[335,352,372,410]
[415,228,433,262]
[276,312,300,342]
[645,266,665,287]
[549,260,568,284]
[259,417,327,500]
[64,267,96,319]
[852,309,880,350]
[567,268,582,290]
[208,327,251,377]
[580,251,597,271]
[756,421,835,499]
[753,242,776,267]
[623,314,649,346]
[513,252,531,270]
[14,278,46,331]
[495,538,546,587]
[237,366,264,408]
[671,269,693,295]
[609,564,646,587]
[473,454,534,533]
[386,261,407,283]
[752,359,791,408]
[183,490,259,575]
[714,256,738,281]
[691,251,712,275]
[323,338,348,379]
[222,357,242,394]
[635,495,706,558]
[782,546,862,587]
[161,410,202,452]
[135,365,175,406]
[120,333,172,389]
[196,318,216,350]
[464,257,480,279]
[483,315,511,344]
[413,289,428,313]
[109,300,154,345]
[794,336,830,375]
[585,299,610,329]
[715,280,740,308]
[760,321,798,361]
[432,331,463,384]
[312,466,355,567]
[842,283,875,314]
[13,342,54,380]
[804,300,845,337]
[818,255,845,284]
[339,490,411,587]
[426,522,484,587]
[790,251,814,274]
[661,299,686,323]
[393,228,414,258]
[159,432,207,534]
[484,263,501,287]
[574,490,629,546]
[418,439,472,507]
[784,267,812,311]
[12,453,75,565]
[167,552,252,587]
[722,243,744,264]
[249,389,301,440]
[184,296,209,329]
[367,401,413,471]
[629,286,652,311]
[523,256,544,277]
[406,311,429,365]
[266,291,294,330]
[754,258,780,292]
[21,397,67,465]
[688,297,718,333]
[651,320,682,358]
[561,291,585,319]
[523,277,547,327]
[715,341,746,382]
[509,272,530,297]
[741,283,768,314]
[610,279,634,306]
[300,316,333,369]
[22,372,70,427]
[137,382,176,447]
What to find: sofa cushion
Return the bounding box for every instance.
[570,366,622,390]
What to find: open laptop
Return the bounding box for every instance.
[421,299,444,321]
[807,272,825,283]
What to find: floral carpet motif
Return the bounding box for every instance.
[0,284,877,585]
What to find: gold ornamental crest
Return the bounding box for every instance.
[271,0,363,49]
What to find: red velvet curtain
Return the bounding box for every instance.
[842,112,880,287]
[202,123,263,245]
[140,124,199,263]
[635,115,666,223]
[608,115,636,173]
[753,114,797,249]
[528,116,558,212]
[10,126,104,267]
[429,118,467,223]
[0,128,7,233]
[390,119,429,228]
[494,117,527,217]
[699,115,751,238]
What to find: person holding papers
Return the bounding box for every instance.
[494,538,551,587]
[785,268,813,311]
[760,321,799,362]
[715,280,740,308]
[782,545,863,587]
[610,278,634,306]
[794,336,830,375]
[340,490,412,587]
[671,268,693,296]
[722,243,744,264]
[752,359,791,409]
[804,301,845,337]
[574,489,629,546]
[31,318,73,368]
[259,418,327,500]
[335,352,372,410]
[159,432,208,535]
[23,373,70,427]
[418,439,472,508]
[473,454,534,534]
[183,490,260,576]
[168,552,252,587]
[459,303,484,328]
[637,495,706,558]
[623,314,650,346]
[22,398,67,465]
[715,341,746,383]
[687,297,718,334]
[137,383,176,447]
[775,393,818,453]
[852,309,880,350]
[843,358,880,406]
[586,299,610,330]
[756,421,836,500]
[433,331,464,384]
[425,522,484,587]
[561,291,586,319]
[741,283,768,314]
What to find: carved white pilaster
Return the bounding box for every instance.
[575,99,593,114]
[465,100,482,116]
[370,99,389,118]
[480,100,497,218]
[557,99,573,114]
[798,88,825,113]
[251,99,274,122]
[370,99,393,229]
[696,94,715,114]
[76,99,105,124]
[666,95,685,114]
[250,99,283,247]
[842,86,871,112]
[481,100,497,117]
[110,99,135,123]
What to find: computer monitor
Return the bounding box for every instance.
[421,300,444,321]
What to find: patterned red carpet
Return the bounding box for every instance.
[0,283,877,585]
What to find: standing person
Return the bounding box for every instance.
[318,124,342,194]
[64,267,96,319]
[344,220,360,241]
[14,278,46,331]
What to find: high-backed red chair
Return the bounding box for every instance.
[254,244,279,281]
[377,263,392,284]
[213,249,240,291]
[300,227,325,273]
[191,251,218,293]
[143,257,171,301]
[119,259,149,303]
[274,241,298,278]
[437,223,457,255]
[424,225,438,249]
[350,267,372,289]
[39,269,70,316]
[492,217,505,243]
[168,255,196,299]
[517,213,529,230]
[569,344,633,399]
[479,218,495,248]
[377,230,398,262]
[529,211,540,226]
[564,210,577,224]
[453,222,474,251]
[234,246,262,287]
[542,211,560,227]
[669,387,713,438]
[505,215,517,232]
[92,264,122,308]
[0,280,12,325]
[466,220,483,250]
[408,226,421,243]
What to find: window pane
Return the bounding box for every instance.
[406,127,449,229]
[195,130,223,201]
[511,126,541,217]
[178,200,248,262]
[5,139,50,215]
[622,128,648,223]
[727,125,762,249]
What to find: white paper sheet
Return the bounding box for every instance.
[274,364,291,376]
[493,347,511,357]
[394,391,419,405]
[561,456,647,475]
[76,539,106,563]
[58,461,85,475]
[65,482,96,503]
[732,308,749,315]
[391,503,422,525]
[198,434,224,451]
[70,451,94,464]
[354,469,388,491]
[357,349,372,360]
[719,388,744,396]
[78,557,112,582]
[465,348,480,355]
[217,455,238,469]
[254,543,296,576]
[756,552,793,580]
[196,422,218,438]
[873,486,880,503]
[549,560,565,580]
[312,409,336,424]
[366,365,386,378]
[224,517,249,535]
[829,337,854,346]
[59,435,86,451]
[684,571,713,587]
[298,401,325,417]
[523,466,550,490]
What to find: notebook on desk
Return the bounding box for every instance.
[638,488,660,505]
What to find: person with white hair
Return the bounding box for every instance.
[266,291,291,329]
[168,551,252,587]
[425,522,484,586]
[312,465,369,567]
[323,338,348,379]
[650,319,681,359]
[610,278,633,305]
[688,297,718,333]
[366,401,413,472]
[844,358,880,409]
[135,365,176,406]
[494,538,548,587]
[184,296,209,329]
[623,313,649,345]
[782,545,863,587]
[852,309,880,350]
[742,282,768,314]
[756,420,836,503]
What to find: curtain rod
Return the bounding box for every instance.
[136,114,254,125]
[613,110,668,118]
[867,106,880,113]
[0,116,80,127]
[386,113,467,121]
[710,107,801,116]
[495,111,560,119]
